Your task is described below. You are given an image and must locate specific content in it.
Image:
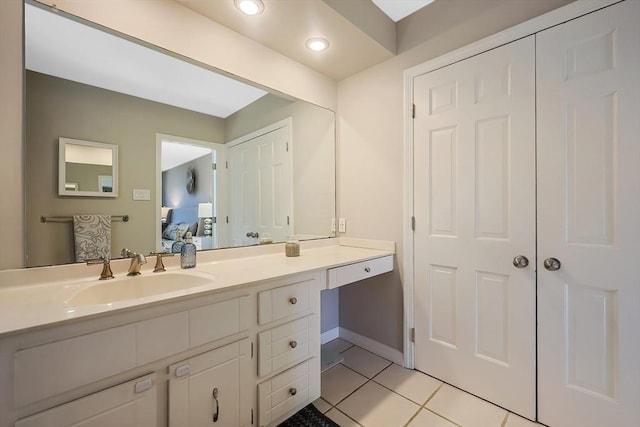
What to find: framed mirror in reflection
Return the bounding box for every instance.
[58,138,118,197]
[24,0,336,268]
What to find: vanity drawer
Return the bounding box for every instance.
[257,358,319,427]
[15,325,137,407]
[327,255,393,289]
[258,315,313,377]
[258,279,311,325]
[16,373,157,427]
[189,295,251,347]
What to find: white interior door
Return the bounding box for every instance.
[413,36,536,418]
[537,2,640,426]
[228,124,292,246]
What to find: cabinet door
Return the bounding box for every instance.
[15,374,156,427]
[537,1,640,426]
[169,338,252,427]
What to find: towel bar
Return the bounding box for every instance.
[40,215,129,223]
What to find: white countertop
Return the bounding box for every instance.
[0,239,394,336]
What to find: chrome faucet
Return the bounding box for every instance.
[121,249,147,276]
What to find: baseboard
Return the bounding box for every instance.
[338,327,404,366]
[320,327,339,345]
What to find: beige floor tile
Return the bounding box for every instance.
[313,397,332,414]
[426,384,507,427]
[337,381,420,427]
[373,364,443,405]
[504,413,543,427]
[407,409,459,427]
[326,408,362,427]
[321,364,368,405]
[341,346,391,378]
[323,338,355,354]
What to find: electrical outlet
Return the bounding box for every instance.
[338,218,346,233]
[331,218,336,233]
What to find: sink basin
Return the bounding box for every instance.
[66,272,213,307]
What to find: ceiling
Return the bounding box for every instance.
[174,0,421,80]
[25,2,268,119]
[372,0,434,21]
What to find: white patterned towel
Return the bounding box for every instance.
[73,215,112,262]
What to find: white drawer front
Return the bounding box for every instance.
[16,373,157,427]
[258,280,311,325]
[258,359,319,427]
[258,316,313,377]
[14,325,137,407]
[327,255,393,289]
[189,295,251,347]
[137,312,188,365]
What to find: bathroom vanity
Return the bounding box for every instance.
[0,238,393,427]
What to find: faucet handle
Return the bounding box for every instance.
[121,248,134,258]
[149,252,174,272]
[86,257,115,280]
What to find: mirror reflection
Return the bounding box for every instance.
[24,1,336,268]
[58,138,118,197]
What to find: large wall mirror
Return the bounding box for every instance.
[24,0,336,268]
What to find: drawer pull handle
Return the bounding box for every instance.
[289,387,297,396]
[212,387,219,422]
[289,297,298,305]
[364,267,371,273]
[289,340,298,349]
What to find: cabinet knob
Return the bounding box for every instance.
[289,340,298,349]
[289,297,297,305]
[289,387,297,396]
[364,267,371,273]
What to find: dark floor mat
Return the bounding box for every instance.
[278,403,341,427]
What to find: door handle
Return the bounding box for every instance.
[512,255,529,268]
[543,257,561,271]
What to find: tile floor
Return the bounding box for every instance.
[315,339,545,427]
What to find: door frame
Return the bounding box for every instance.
[155,133,226,251]
[402,0,620,369]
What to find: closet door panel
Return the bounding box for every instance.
[537,1,640,426]
[413,35,536,418]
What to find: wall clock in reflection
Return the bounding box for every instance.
[186,167,196,193]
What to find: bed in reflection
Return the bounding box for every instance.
[161,206,198,253]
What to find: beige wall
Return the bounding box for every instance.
[226,94,336,239]
[0,0,24,270]
[336,0,575,351]
[26,71,224,267]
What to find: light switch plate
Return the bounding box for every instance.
[338,218,346,233]
[132,189,151,200]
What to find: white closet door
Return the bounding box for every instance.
[537,1,640,426]
[228,125,292,246]
[413,36,536,418]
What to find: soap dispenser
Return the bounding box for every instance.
[171,234,185,253]
[180,232,196,269]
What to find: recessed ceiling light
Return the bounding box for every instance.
[234,0,264,16]
[305,38,329,52]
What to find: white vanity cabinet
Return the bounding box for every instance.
[0,242,395,427]
[0,271,324,427]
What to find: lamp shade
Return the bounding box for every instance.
[161,206,171,219]
[198,202,213,218]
